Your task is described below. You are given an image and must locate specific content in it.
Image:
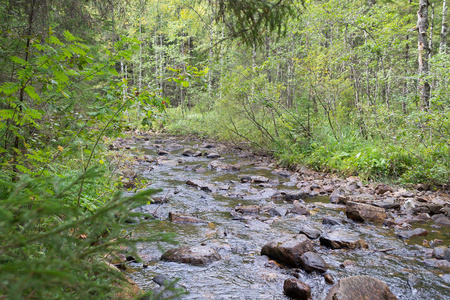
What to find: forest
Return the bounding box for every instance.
[0,0,449,299]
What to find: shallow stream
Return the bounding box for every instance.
[122,135,449,299]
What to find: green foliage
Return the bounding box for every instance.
[0,169,176,300]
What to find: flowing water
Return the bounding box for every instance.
[122,135,449,299]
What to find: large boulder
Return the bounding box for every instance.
[346,201,386,223]
[396,228,428,239]
[161,246,221,265]
[320,230,368,250]
[186,179,216,192]
[284,278,311,300]
[299,225,321,240]
[261,235,314,267]
[325,275,397,300]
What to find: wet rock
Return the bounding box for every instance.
[427,204,444,215]
[433,215,450,226]
[324,274,335,285]
[251,175,270,183]
[300,251,327,273]
[340,260,356,268]
[416,183,430,191]
[169,212,208,224]
[299,225,321,240]
[235,205,260,215]
[193,151,203,157]
[409,213,431,223]
[407,274,421,289]
[157,149,169,155]
[396,228,428,239]
[320,230,368,250]
[346,201,386,223]
[284,278,311,300]
[185,179,216,192]
[202,143,215,148]
[208,160,240,171]
[375,183,393,195]
[161,246,221,265]
[289,200,310,216]
[330,188,347,204]
[206,152,221,159]
[373,198,400,210]
[322,216,346,226]
[267,206,287,217]
[261,235,314,267]
[346,194,376,204]
[324,275,397,300]
[432,246,450,261]
[181,148,195,156]
[423,258,450,271]
[157,159,179,167]
[272,191,307,202]
[442,274,450,284]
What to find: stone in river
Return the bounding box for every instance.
[208,160,240,171]
[322,216,346,226]
[261,235,314,267]
[284,278,311,300]
[320,230,368,250]
[161,246,221,265]
[290,200,310,216]
[325,275,397,300]
[235,205,260,215]
[346,201,386,223]
[186,179,216,192]
[299,225,321,240]
[182,148,195,156]
[396,228,428,239]
[206,152,221,159]
[300,251,327,273]
[157,149,169,155]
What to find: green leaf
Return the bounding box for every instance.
[0,82,20,95]
[24,85,41,100]
[49,35,63,46]
[10,56,28,66]
[64,30,77,42]
[181,81,189,87]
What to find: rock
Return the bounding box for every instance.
[346,201,386,223]
[416,183,430,191]
[330,188,346,204]
[251,175,270,183]
[193,151,203,157]
[206,152,221,159]
[300,251,327,273]
[373,198,400,210]
[346,194,376,204]
[202,143,215,148]
[268,207,288,217]
[434,215,450,226]
[432,247,450,261]
[182,148,195,156]
[340,260,356,268]
[396,228,428,239]
[322,216,346,226]
[157,149,169,155]
[299,225,321,240]
[407,274,421,289]
[320,230,368,250]
[324,275,397,300]
[290,200,310,216]
[161,246,221,265]
[273,169,292,177]
[157,159,179,167]
[208,160,240,171]
[169,212,208,224]
[186,179,216,192]
[235,205,260,215]
[284,278,311,300]
[271,191,307,202]
[324,274,335,285]
[423,258,450,271]
[261,235,314,267]
[375,183,393,195]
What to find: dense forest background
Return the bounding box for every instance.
[0,0,448,299]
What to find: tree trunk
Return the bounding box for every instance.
[417,0,431,110]
[440,0,448,53]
